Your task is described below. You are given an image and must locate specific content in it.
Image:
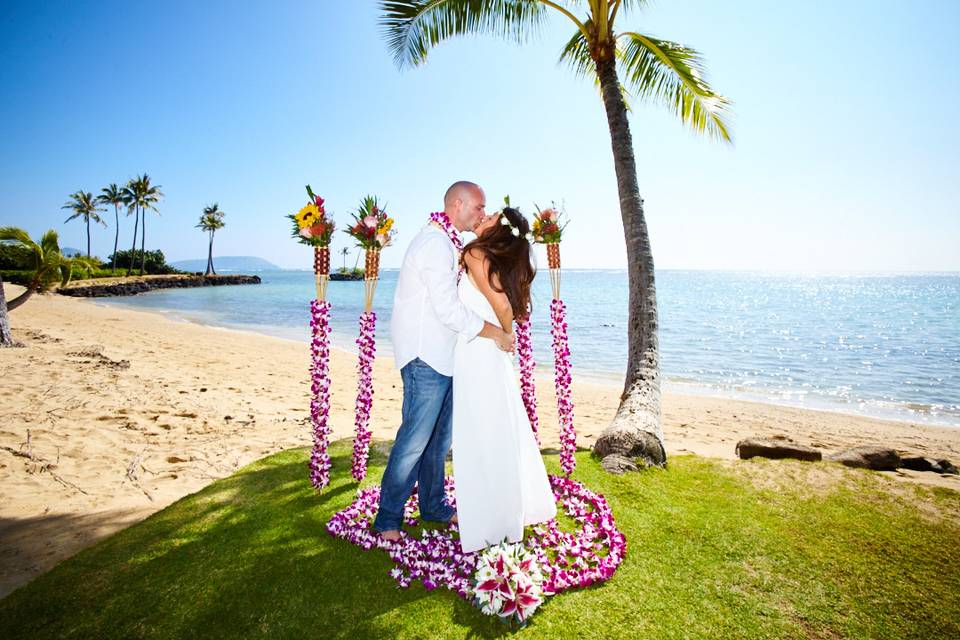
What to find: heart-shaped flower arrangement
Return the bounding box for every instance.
[326,475,626,620]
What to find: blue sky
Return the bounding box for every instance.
[1,0,958,271]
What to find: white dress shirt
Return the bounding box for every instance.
[390,224,485,376]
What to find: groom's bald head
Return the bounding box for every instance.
[444,181,486,232]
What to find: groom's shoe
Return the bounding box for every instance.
[380,530,402,542]
[448,512,458,526]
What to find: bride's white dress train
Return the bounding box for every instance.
[452,273,557,553]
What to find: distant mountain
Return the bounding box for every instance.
[61,247,83,257]
[170,256,280,272]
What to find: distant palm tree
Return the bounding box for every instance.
[137,174,163,275]
[97,183,125,270]
[0,227,96,311]
[122,178,140,276]
[196,203,226,276]
[340,246,351,271]
[62,191,106,258]
[122,174,163,276]
[380,0,732,468]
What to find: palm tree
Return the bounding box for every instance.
[0,227,96,311]
[98,183,125,270]
[137,174,163,275]
[122,178,141,276]
[380,1,732,468]
[62,191,106,258]
[195,203,226,276]
[0,274,13,346]
[340,246,351,271]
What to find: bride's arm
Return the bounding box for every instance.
[463,248,514,332]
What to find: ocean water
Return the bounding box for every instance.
[98,269,960,427]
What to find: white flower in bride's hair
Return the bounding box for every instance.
[511,227,520,237]
[525,232,533,242]
[500,216,510,226]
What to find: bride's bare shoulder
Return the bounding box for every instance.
[462,247,501,289]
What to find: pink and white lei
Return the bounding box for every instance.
[352,311,376,482]
[429,211,464,283]
[308,300,333,490]
[551,299,576,476]
[515,314,540,445]
[326,474,626,621]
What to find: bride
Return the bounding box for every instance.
[453,206,557,553]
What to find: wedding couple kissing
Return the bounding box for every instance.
[374,180,556,552]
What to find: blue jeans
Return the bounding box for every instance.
[372,358,455,532]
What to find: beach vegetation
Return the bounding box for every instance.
[97,183,126,270]
[107,249,180,276]
[0,227,97,310]
[122,174,164,277]
[196,203,226,276]
[61,191,106,258]
[379,0,733,472]
[0,440,956,638]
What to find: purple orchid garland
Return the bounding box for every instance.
[326,474,626,604]
[551,299,576,476]
[515,314,540,445]
[352,310,376,482]
[308,300,333,490]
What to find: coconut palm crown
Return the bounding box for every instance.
[379,0,733,469]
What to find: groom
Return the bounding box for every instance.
[373,181,515,542]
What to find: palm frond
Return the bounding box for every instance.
[0,226,35,248]
[617,32,732,142]
[558,19,594,79]
[40,229,61,257]
[380,0,548,69]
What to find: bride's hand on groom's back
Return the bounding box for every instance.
[494,330,516,354]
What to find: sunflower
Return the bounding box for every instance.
[296,203,321,227]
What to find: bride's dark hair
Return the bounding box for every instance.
[462,207,536,319]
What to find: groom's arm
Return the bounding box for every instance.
[417,236,514,352]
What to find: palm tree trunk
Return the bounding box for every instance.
[111,204,119,271]
[0,274,14,346]
[139,211,147,275]
[6,278,38,313]
[86,216,91,258]
[591,54,666,469]
[205,231,214,276]
[127,206,139,276]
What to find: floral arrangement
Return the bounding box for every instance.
[551,299,576,476]
[289,185,336,247]
[531,203,568,245]
[308,300,333,490]
[515,313,539,445]
[473,541,545,625]
[326,474,626,623]
[352,310,376,482]
[345,195,395,251]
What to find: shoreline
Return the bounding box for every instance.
[2,284,959,599]
[94,294,960,429]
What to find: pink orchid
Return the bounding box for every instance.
[363,215,378,229]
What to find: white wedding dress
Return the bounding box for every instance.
[452,271,557,553]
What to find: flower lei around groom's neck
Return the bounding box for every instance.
[429,211,463,252]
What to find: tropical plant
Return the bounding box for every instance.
[108,249,179,275]
[122,174,163,276]
[379,0,732,468]
[340,246,351,271]
[62,191,106,258]
[0,273,13,346]
[0,227,97,311]
[196,203,226,276]
[97,183,125,270]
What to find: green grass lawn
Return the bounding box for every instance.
[1,440,957,639]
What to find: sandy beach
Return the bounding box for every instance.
[2,283,959,599]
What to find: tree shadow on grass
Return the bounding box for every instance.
[0,443,511,639]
